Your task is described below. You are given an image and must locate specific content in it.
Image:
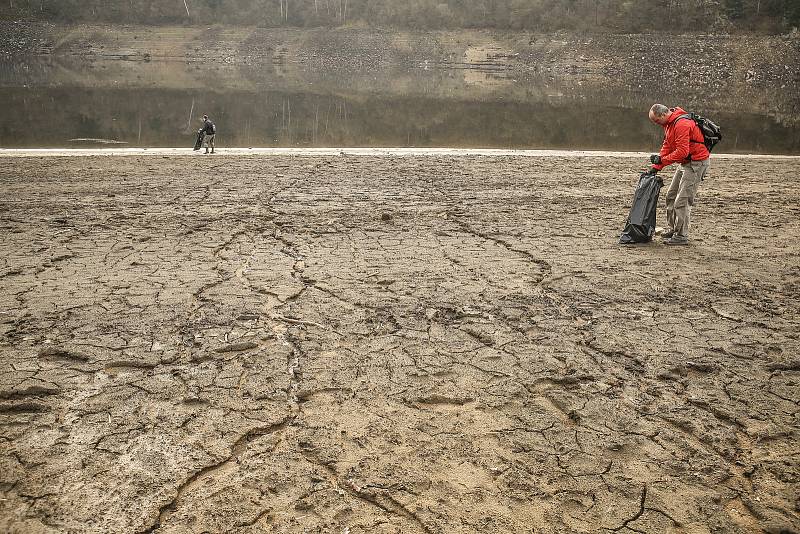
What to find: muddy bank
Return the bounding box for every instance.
[0,152,798,532]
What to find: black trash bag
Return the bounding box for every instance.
[619,172,663,244]
[193,131,204,151]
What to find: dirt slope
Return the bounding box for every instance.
[0,153,798,532]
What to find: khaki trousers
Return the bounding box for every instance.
[203,133,215,150]
[665,159,709,239]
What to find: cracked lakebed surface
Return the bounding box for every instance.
[0,153,798,533]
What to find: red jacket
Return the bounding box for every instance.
[652,107,710,171]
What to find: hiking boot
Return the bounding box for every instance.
[664,236,689,246]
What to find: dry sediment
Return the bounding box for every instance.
[0,153,799,532]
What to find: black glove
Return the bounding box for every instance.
[650,154,662,164]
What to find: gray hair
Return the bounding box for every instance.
[649,104,669,117]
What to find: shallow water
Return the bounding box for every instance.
[1,57,798,154]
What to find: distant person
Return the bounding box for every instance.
[199,115,216,154]
[647,103,710,246]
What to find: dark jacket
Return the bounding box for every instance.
[652,107,709,171]
[200,119,216,135]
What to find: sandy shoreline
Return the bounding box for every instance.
[1,147,798,159]
[1,153,799,532]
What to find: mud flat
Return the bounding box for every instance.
[0,152,799,533]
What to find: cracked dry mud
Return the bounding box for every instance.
[0,153,798,533]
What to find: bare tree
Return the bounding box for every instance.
[278,0,289,22]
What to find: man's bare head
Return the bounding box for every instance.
[648,104,670,125]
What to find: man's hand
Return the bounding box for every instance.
[650,154,662,164]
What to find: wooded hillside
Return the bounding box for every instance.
[2,0,799,33]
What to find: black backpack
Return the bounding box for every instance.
[676,112,722,152]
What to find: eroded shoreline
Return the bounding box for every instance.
[1,148,799,158]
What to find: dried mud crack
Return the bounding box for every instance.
[0,153,799,533]
[139,417,294,534]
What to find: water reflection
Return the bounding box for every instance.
[0,58,798,154]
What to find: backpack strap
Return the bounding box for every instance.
[675,113,702,144]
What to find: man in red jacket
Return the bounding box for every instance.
[648,104,711,245]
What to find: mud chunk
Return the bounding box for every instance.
[105,359,159,371]
[214,341,259,353]
[662,365,688,378]
[160,353,179,364]
[766,360,800,372]
[414,394,474,406]
[461,326,494,346]
[0,401,50,413]
[0,385,60,399]
[686,360,719,373]
[294,500,314,511]
[38,346,90,362]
